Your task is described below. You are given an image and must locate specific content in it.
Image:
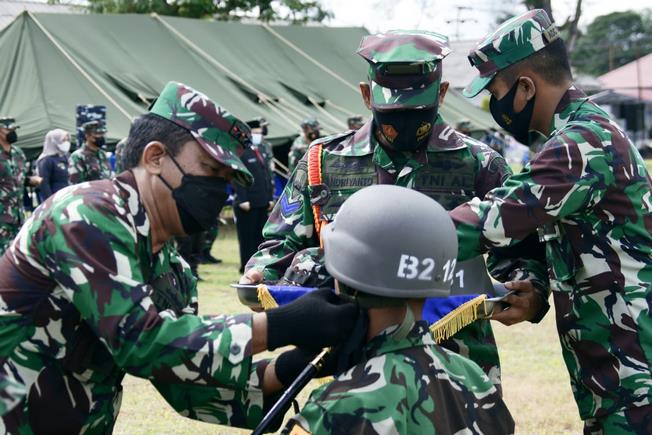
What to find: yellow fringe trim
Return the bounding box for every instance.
[256,284,279,310]
[317,376,334,385]
[430,294,487,344]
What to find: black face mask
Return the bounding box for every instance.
[94,136,106,148]
[159,154,229,235]
[373,105,438,152]
[489,78,536,145]
[6,131,17,144]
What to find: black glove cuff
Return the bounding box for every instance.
[529,279,550,324]
[275,348,314,386]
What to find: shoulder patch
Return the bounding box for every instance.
[311,130,355,150]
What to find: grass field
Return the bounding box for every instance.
[113,224,585,434]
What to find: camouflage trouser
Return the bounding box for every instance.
[202,223,219,256]
[583,404,652,435]
[440,319,501,392]
[0,223,19,257]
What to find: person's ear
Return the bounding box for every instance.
[359,82,372,110]
[518,76,536,101]
[141,141,167,175]
[438,81,450,106]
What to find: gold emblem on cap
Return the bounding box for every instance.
[416,121,432,141]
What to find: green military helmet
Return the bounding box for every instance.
[357,30,451,110]
[149,81,254,186]
[82,120,107,135]
[322,184,458,299]
[463,9,561,98]
[0,117,19,129]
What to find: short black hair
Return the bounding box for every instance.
[499,38,572,86]
[122,113,193,170]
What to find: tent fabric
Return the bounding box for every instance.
[0,12,496,159]
[598,53,652,102]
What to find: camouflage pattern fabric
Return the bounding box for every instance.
[284,321,514,434]
[247,118,549,387]
[68,144,111,184]
[0,172,266,433]
[357,30,451,110]
[463,9,560,98]
[288,135,310,174]
[113,138,126,174]
[451,87,652,421]
[0,145,26,256]
[150,82,253,186]
[202,222,220,257]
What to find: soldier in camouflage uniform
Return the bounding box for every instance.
[288,117,321,173]
[0,118,29,256]
[284,185,514,434]
[113,137,127,174]
[0,82,360,434]
[453,9,652,433]
[68,120,111,184]
[243,30,548,389]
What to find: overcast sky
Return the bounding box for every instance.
[321,0,651,40]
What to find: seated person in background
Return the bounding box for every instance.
[283,185,514,435]
[36,129,71,200]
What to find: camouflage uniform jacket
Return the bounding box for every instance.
[0,145,26,256]
[113,140,126,174]
[0,171,265,434]
[451,87,652,419]
[247,117,549,387]
[288,135,310,174]
[284,321,515,435]
[69,144,111,184]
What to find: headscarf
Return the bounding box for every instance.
[37,129,69,163]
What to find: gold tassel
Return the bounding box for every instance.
[316,376,334,385]
[257,284,279,310]
[430,295,487,343]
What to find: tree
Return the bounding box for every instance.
[524,0,582,53]
[571,10,652,76]
[82,0,333,23]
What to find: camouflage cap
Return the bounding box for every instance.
[357,30,451,110]
[300,117,320,130]
[149,81,253,186]
[463,9,561,98]
[82,120,107,134]
[0,117,19,129]
[347,115,364,128]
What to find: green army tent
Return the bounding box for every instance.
[0,11,495,160]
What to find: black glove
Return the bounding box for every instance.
[266,288,358,350]
[274,347,316,386]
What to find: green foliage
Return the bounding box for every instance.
[571,10,652,76]
[85,0,333,23]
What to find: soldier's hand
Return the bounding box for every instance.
[29,175,42,186]
[491,280,543,326]
[239,201,251,212]
[239,269,264,312]
[265,289,361,350]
